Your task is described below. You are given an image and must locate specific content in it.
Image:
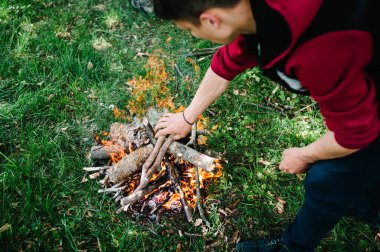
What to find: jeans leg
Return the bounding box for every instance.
[283,137,380,251]
[353,182,380,227]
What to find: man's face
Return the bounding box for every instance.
[175,20,239,44]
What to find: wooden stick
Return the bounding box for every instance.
[90,145,126,160]
[134,136,166,193]
[83,166,111,172]
[119,178,168,207]
[168,141,216,172]
[195,166,210,227]
[146,135,174,178]
[98,186,126,193]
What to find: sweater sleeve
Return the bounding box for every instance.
[286,31,380,149]
[211,35,259,81]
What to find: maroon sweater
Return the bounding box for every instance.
[211,0,380,149]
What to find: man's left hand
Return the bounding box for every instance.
[279,147,312,174]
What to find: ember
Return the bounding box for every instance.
[84,118,223,223]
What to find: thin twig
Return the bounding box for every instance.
[135,136,166,192]
[83,166,111,172]
[186,123,197,146]
[146,135,174,178]
[195,166,210,227]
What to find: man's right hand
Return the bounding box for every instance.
[155,67,231,140]
[154,112,193,140]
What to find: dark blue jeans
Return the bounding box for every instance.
[283,136,380,251]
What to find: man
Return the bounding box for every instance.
[152,0,380,251]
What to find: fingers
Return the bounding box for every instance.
[155,128,169,138]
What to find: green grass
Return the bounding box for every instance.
[0,0,379,251]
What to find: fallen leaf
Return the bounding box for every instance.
[93,4,106,11]
[218,208,228,217]
[87,61,94,70]
[194,218,203,227]
[240,90,248,96]
[92,37,112,51]
[233,89,239,96]
[176,243,181,252]
[87,94,98,99]
[231,230,240,244]
[258,158,271,166]
[55,31,71,39]
[275,197,286,215]
[197,135,208,146]
[0,223,11,233]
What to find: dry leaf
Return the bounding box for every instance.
[87,94,98,99]
[231,230,240,244]
[87,61,94,70]
[194,218,203,227]
[92,37,112,51]
[176,243,181,252]
[240,90,248,96]
[56,31,71,39]
[0,223,11,233]
[197,135,208,146]
[93,4,106,11]
[218,208,228,217]
[275,197,286,214]
[202,226,208,236]
[259,158,271,166]
[233,89,239,96]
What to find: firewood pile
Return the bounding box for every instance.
[83,111,223,223]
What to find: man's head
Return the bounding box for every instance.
[153,0,240,24]
[152,0,256,44]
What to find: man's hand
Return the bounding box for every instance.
[155,67,230,141]
[279,147,313,174]
[155,112,192,140]
[279,131,359,174]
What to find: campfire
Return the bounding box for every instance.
[83,113,223,223]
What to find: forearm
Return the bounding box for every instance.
[302,131,359,163]
[184,67,231,123]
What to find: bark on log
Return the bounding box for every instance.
[106,144,153,183]
[109,122,151,148]
[168,141,216,172]
[90,145,126,160]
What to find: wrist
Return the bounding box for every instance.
[182,110,194,125]
[299,146,319,164]
[183,108,198,125]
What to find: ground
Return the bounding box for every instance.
[0,0,379,251]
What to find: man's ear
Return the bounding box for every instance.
[199,12,220,29]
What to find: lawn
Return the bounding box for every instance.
[0,0,379,251]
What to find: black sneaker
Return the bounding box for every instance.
[236,237,287,252]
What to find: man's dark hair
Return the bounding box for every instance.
[153,0,240,24]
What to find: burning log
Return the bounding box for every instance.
[106,144,153,183]
[90,145,126,160]
[168,141,216,172]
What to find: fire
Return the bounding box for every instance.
[163,193,181,211]
[95,133,224,217]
